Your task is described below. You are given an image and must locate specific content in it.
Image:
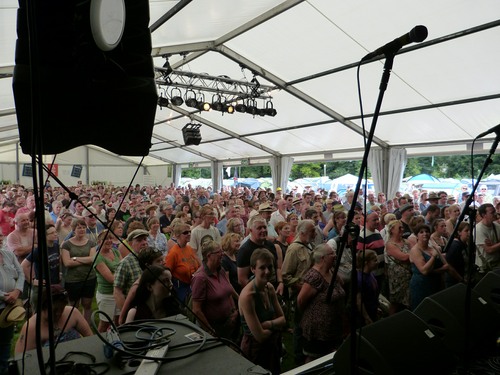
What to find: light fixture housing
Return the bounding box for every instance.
[185,89,198,108]
[211,94,224,111]
[225,104,235,114]
[182,123,202,146]
[170,87,183,106]
[235,103,247,113]
[246,99,258,116]
[157,96,169,107]
[265,101,277,116]
[197,94,210,111]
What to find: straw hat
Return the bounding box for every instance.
[0,299,26,328]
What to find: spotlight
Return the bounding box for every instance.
[170,88,184,106]
[265,101,277,117]
[211,94,224,111]
[185,90,198,108]
[182,123,202,146]
[235,103,247,113]
[157,96,169,107]
[246,99,258,116]
[197,94,210,111]
[226,104,235,114]
[257,108,266,116]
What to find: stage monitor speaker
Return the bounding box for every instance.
[414,283,500,356]
[331,310,456,375]
[474,270,500,314]
[13,0,157,156]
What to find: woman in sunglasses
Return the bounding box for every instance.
[165,223,201,303]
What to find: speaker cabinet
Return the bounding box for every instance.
[13,0,157,156]
[474,270,500,313]
[414,283,500,356]
[332,310,456,375]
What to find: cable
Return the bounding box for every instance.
[91,311,210,362]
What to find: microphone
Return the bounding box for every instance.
[361,25,428,61]
[476,124,500,139]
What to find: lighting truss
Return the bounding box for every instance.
[155,67,276,104]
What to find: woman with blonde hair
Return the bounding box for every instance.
[384,220,411,314]
[221,232,242,293]
[227,217,245,237]
[445,204,461,237]
[298,244,345,362]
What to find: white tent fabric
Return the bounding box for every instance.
[388,148,408,199]
[368,148,385,195]
[1,0,500,183]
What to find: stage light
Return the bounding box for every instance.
[235,103,246,113]
[226,104,235,114]
[265,101,277,116]
[246,99,258,116]
[185,90,198,108]
[182,123,202,146]
[211,94,224,111]
[170,88,184,106]
[197,94,210,111]
[157,96,169,107]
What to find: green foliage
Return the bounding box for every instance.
[180,154,500,182]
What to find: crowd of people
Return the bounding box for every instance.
[0,181,499,374]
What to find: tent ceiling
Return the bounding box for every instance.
[1,0,499,167]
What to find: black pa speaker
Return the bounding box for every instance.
[13,0,157,156]
[332,310,456,375]
[414,283,500,356]
[474,270,500,314]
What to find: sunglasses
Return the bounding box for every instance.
[182,231,191,235]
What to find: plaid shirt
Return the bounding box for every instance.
[113,253,141,295]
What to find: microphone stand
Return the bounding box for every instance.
[327,53,395,374]
[441,135,500,372]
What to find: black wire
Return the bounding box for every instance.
[91,311,211,362]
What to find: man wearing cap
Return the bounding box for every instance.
[291,197,303,217]
[257,202,278,240]
[92,200,106,222]
[190,206,221,260]
[269,199,288,228]
[113,229,150,310]
[399,203,415,239]
[424,192,440,210]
